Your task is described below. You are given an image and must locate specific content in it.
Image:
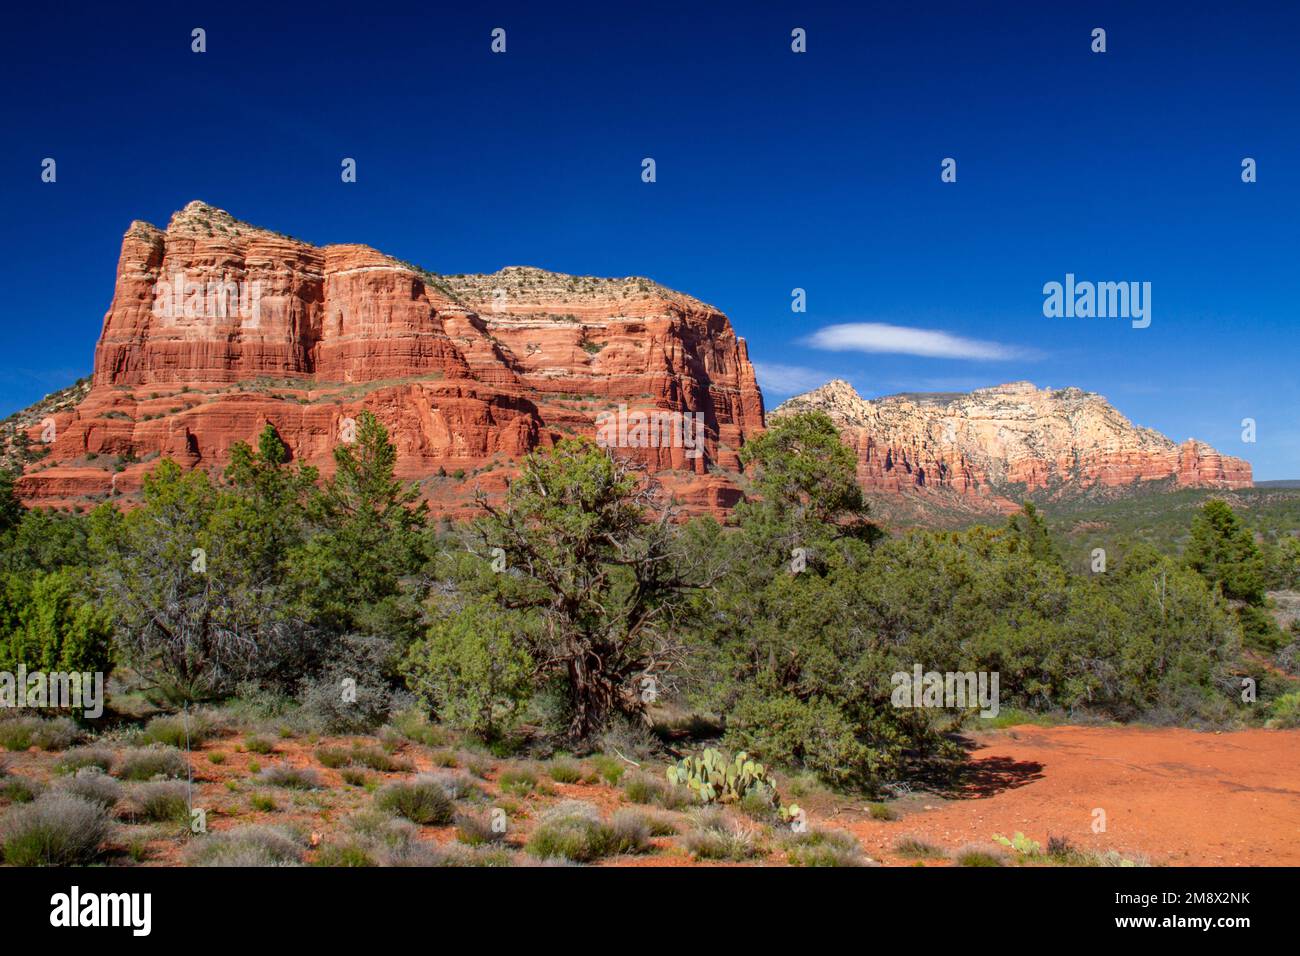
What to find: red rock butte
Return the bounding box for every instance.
[15,201,764,515]
[13,202,1250,517]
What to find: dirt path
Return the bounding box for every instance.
[843,725,1300,866]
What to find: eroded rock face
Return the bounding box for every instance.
[13,201,1251,521]
[17,202,764,515]
[772,379,1252,512]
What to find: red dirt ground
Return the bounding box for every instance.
[842,725,1300,866]
[6,723,1297,866]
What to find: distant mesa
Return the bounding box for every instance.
[772,379,1252,514]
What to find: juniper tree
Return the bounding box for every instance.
[469,439,711,740]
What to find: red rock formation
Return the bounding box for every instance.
[772,379,1251,513]
[16,202,764,515]
[13,202,1251,522]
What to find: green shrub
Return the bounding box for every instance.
[388,710,452,748]
[314,842,375,867]
[738,788,781,822]
[375,777,454,825]
[429,748,459,768]
[1267,691,1300,728]
[954,844,1006,867]
[349,746,411,773]
[116,745,189,781]
[405,596,535,739]
[547,758,583,784]
[623,771,690,810]
[55,746,114,775]
[590,754,625,786]
[249,793,277,812]
[244,735,275,755]
[525,801,649,862]
[867,802,896,821]
[0,716,79,751]
[642,812,678,837]
[1,792,110,865]
[315,745,350,768]
[0,567,113,678]
[498,765,539,797]
[141,712,213,748]
[134,781,190,822]
[0,775,42,803]
[341,768,369,787]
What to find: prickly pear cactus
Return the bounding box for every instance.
[665,748,776,805]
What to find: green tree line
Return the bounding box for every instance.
[0,411,1293,791]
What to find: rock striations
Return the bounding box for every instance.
[11,202,1251,520]
[16,202,764,515]
[771,379,1252,513]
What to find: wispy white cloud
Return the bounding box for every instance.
[803,323,1036,361]
[753,362,835,396]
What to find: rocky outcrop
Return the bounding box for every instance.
[11,201,1251,522]
[772,379,1252,512]
[16,202,763,515]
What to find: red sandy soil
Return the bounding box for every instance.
[5,724,1297,867]
[842,725,1300,867]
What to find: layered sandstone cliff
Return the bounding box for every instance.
[11,202,1253,520]
[16,202,764,514]
[772,379,1252,512]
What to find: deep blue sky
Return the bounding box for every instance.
[1,1,1296,477]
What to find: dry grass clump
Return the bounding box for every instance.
[184,825,305,867]
[374,776,454,825]
[54,746,115,776]
[0,792,110,865]
[622,771,691,810]
[0,775,43,803]
[497,764,541,797]
[132,781,190,822]
[115,745,189,781]
[525,800,651,862]
[681,809,763,862]
[140,711,218,748]
[894,835,946,860]
[546,758,583,783]
[953,843,1007,867]
[56,768,122,811]
[784,827,873,867]
[256,765,323,790]
[0,716,79,751]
